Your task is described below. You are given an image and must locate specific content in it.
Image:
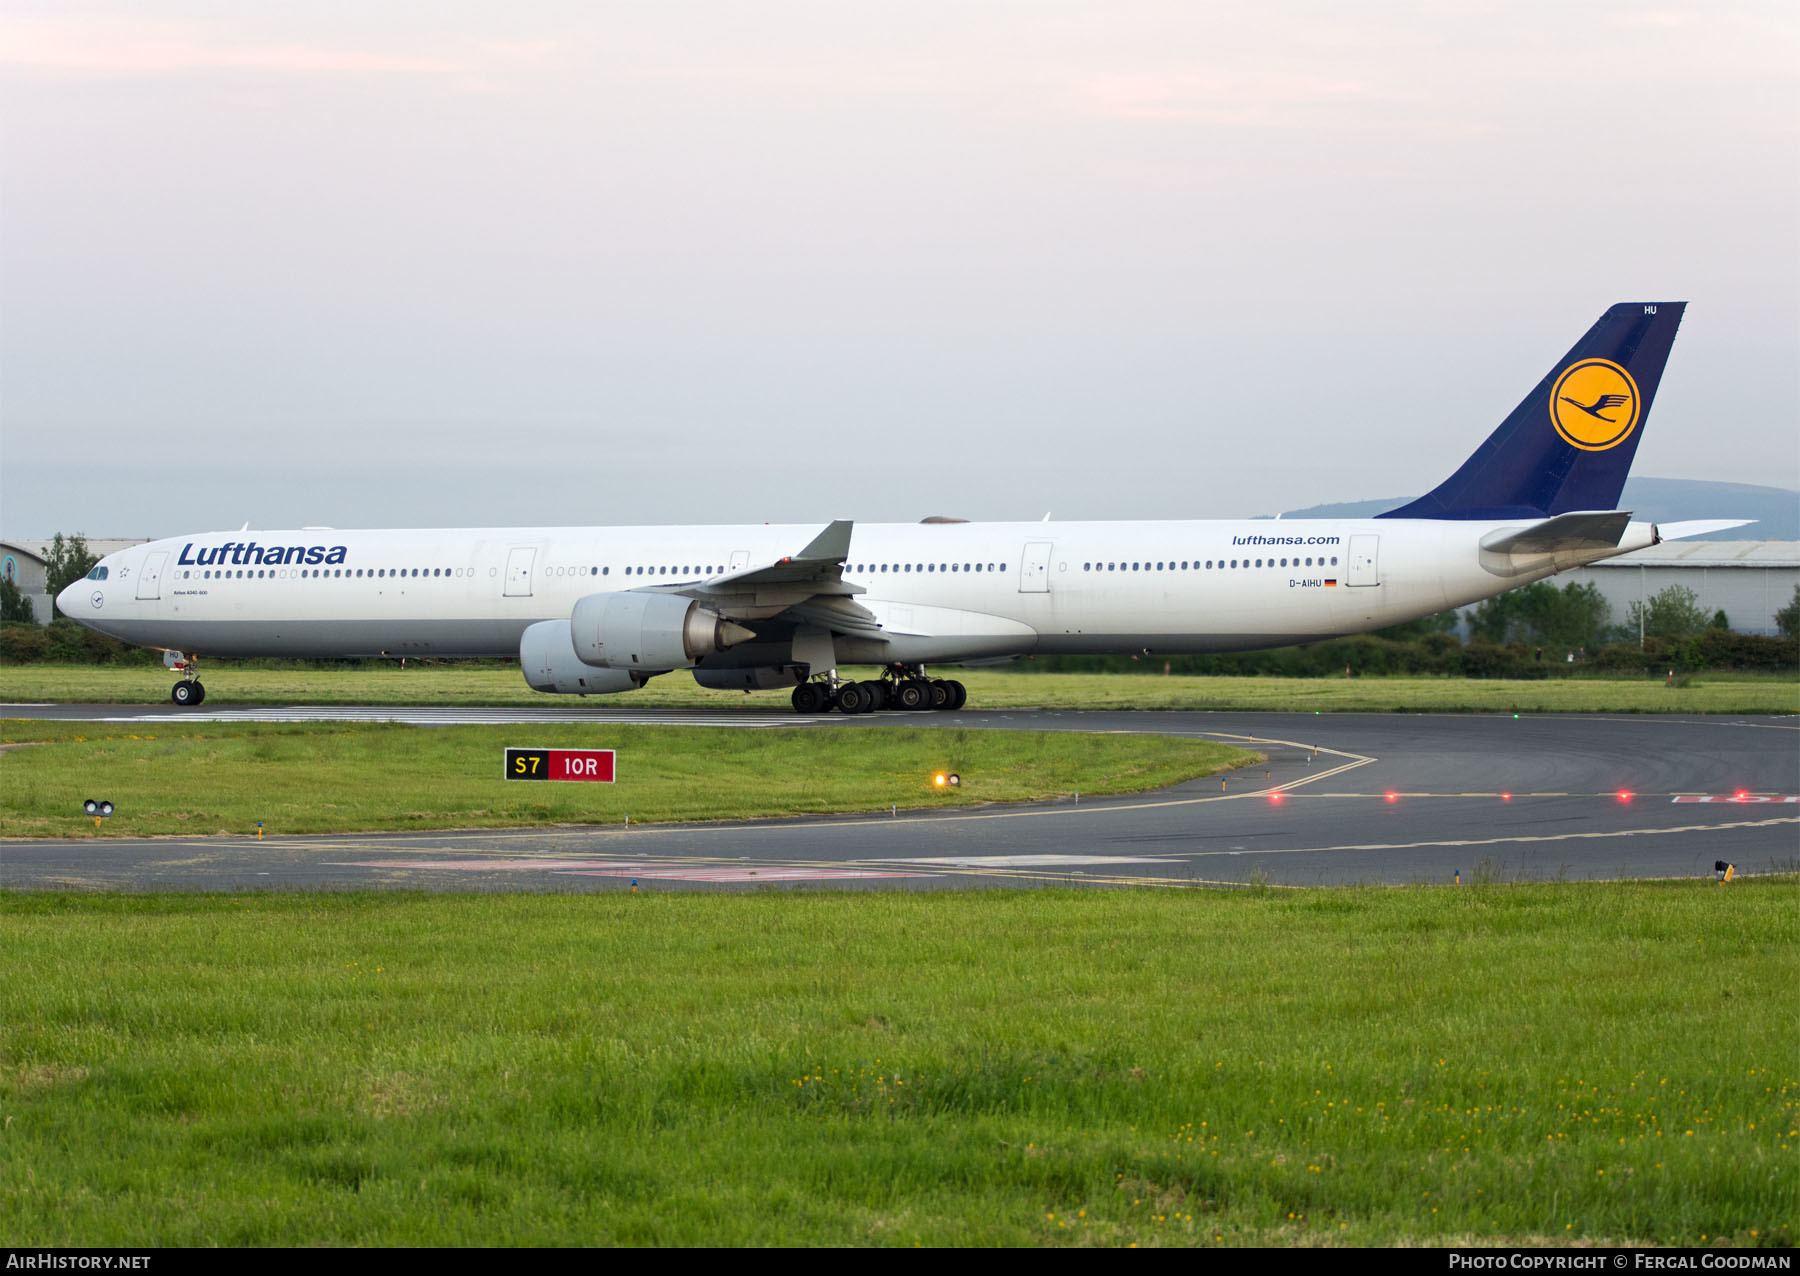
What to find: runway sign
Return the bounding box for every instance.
[505,747,615,782]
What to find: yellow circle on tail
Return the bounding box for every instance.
[1549,358,1640,451]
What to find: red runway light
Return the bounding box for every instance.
[1269,791,1283,805]
[1385,791,1398,803]
[1617,790,1632,803]
[1735,790,1749,801]
[1501,793,1511,802]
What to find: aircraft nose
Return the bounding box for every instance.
[58,578,91,616]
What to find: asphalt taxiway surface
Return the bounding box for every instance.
[2,704,1794,891]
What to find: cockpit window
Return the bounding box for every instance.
[85,565,108,581]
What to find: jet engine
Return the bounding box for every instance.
[520,620,649,695]
[570,591,754,671]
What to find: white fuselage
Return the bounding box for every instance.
[64,516,1650,673]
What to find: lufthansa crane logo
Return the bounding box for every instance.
[1549,358,1640,451]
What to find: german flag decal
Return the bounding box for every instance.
[1324,579,1338,587]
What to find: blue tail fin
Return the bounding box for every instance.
[1380,302,1685,520]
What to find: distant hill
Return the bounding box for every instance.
[1267,478,1798,540]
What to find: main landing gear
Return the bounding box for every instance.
[165,651,206,706]
[789,665,967,716]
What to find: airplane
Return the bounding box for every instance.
[58,302,1743,715]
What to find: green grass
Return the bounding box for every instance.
[2,883,1793,1245]
[4,663,1795,714]
[0,720,1252,837]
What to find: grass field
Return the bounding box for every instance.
[3,663,1797,714]
[1,883,1793,1246]
[0,720,1252,837]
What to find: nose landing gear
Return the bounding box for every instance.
[164,651,206,706]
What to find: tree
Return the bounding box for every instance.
[1372,609,1460,641]
[44,533,97,620]
[1626,583,1709,642]
[0,573,36,624]
[1777,585,1800,640]
[1466,581,1611,650]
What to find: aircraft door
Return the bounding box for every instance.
[729,550,749,573]
[1346,535,1380,587]
[504,547,536,597]
[136,552,166,600]
[1019,541,1052,593]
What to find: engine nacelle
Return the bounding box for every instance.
[520,620,649,695]
[691,665,802,692]
[570,591,754,671]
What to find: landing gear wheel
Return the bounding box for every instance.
[927,680,950,710]
[895,680,929,711]
[191,682,206,706]
[861,680,888,711]
[792,683,833,714]
[172,679,197,707]
[834,682,871,714]
[943,680,967,710]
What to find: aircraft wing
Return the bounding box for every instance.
[654,520,883,632]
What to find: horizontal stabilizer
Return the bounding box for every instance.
[1655,519,1756,542]
[1479,511,1632,556]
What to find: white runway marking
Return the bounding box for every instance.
[74,706,838,728]
[1182,815,1800,857]
[878,853,1179,867]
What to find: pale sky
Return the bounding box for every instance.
[2,1,1795,538]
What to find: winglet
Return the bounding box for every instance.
[795,519,853,564]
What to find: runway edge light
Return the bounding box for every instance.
[1714,860,1735,883]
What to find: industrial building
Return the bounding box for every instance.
[1,539,152,624]
[1560,541,1798,636]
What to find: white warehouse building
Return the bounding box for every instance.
[1560,541,1798,636]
